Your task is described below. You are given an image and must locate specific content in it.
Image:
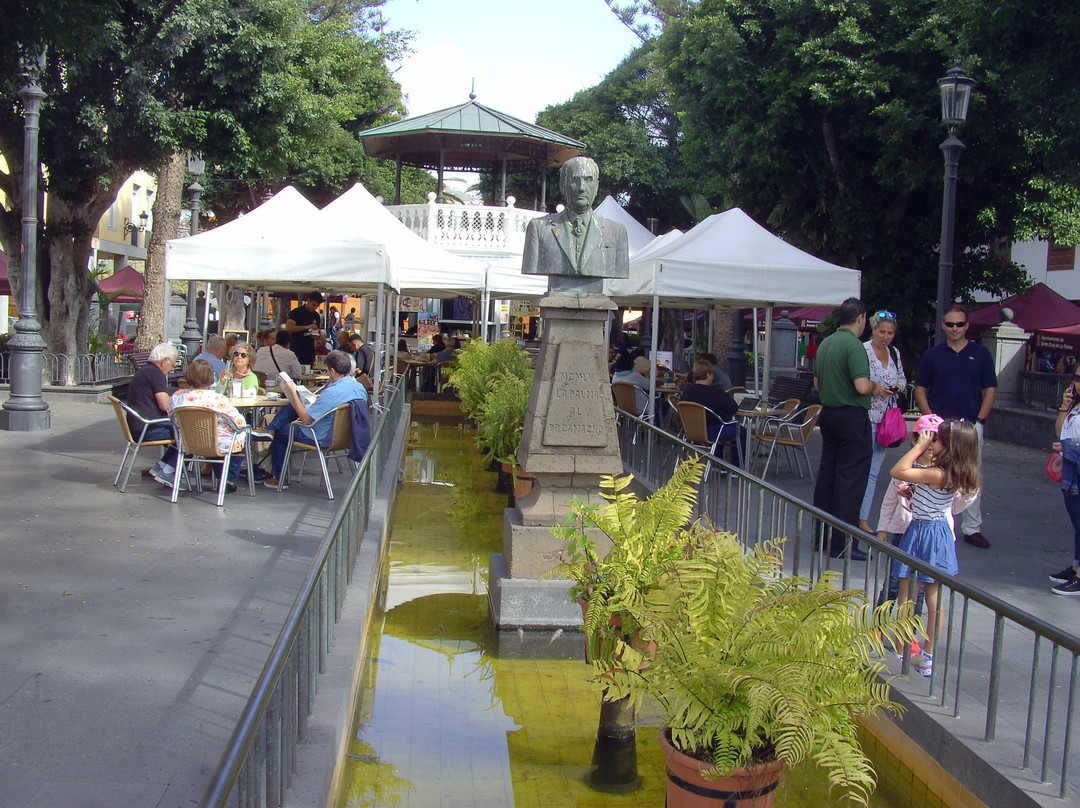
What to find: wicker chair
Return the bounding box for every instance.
[676,400,740,480]
[278,403,355,500]
[169,406,254,507]
[108,395,174,493]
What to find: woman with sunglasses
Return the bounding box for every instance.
[1050,365,1080,595]
[220,343,260,396]
[859,310,906,533]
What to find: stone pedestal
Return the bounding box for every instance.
[489,292,623,630]
[983,316,1030,406]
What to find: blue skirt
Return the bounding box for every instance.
[891,518,958,584]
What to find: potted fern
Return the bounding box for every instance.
[554,458,920,807]
[595,489,919,806]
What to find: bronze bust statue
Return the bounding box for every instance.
[521,156,630,293]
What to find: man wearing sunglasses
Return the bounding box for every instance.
[913,305,997,548]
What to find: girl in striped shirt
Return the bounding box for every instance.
[889,417,981,676]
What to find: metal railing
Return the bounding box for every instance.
[1020,370,1071,411]
[0,351,137,385]
[616,408,1080,802]
[198,382,406,808]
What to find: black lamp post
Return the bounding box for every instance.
[1,51,50,432]
[179,154,205,359]
[934,60,975,345]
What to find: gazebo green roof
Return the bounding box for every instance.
[357,99,585,173]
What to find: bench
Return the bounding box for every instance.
[766,374,814,406]
[127,350,152,370]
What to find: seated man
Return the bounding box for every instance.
[348,333,376,393]
[253,329,302,379]
[191,335,227,376]
[128,342,181,478]
[679,359,745,466]
[256,350,369,489]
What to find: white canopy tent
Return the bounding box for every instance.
[166,186,391,293]
[595,195,656,255]
[603,207,861,408]
[318,183,486,296]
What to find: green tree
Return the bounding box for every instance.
[658,0,1048,332]
[0,0,420,361]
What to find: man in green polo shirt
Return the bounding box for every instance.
[813,298,886,560]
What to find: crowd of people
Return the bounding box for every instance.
[126,291,372,496]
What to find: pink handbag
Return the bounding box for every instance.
[876,407,907,448]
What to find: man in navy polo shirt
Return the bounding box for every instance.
[914,305,997,548]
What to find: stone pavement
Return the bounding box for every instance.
[1,400,1077,808]
[0,401,350,808]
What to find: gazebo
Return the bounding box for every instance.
[357,93,584,208]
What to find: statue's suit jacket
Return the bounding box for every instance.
[521,209,629,279]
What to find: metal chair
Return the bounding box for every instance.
[278,403,355,500]
[753,404,822,482]
[676,400,740,480]
[169,406,255,507]
[108,395,174,493]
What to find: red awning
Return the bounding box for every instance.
[97,265,144,302]
[968,283,1080,336]
[0,250,10,296]
[1033,324,1080,355]
[743,305,836,330]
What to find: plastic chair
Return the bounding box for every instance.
[753,404,823,482]
[108,395,175,493]
[676,400,740,480]
[169,406,255,507]
[278,403,355,500]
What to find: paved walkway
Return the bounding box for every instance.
[1,400,1077,807]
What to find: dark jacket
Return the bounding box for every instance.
[347,398,371,463]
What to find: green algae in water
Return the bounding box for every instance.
[336,420,902,808]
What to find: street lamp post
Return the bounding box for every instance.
[1,51,50,432]
[179,154,205,359]
[934,60,975,346]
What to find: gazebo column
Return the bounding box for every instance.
[500,152,507,204]
[437,148,445,203]
[540,163,547,211]
[394,154,403,205]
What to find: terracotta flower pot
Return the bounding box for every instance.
[658,728,785,808]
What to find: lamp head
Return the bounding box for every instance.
[938,60,974,132]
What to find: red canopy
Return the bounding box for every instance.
[1033,324,1080,355]
[97,265,144,302]
[0,250,10,296]
[743,305,836,331]
[968,283,1080,337]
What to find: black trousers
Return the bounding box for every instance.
[813,405,872,553]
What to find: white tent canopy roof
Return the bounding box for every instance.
[594,195,656,255]
[318,183,486,296]
[605,207,861,307]
[165,186,391,293]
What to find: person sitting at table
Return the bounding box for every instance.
[348,333,376,393]
[698,352,733,391]
[151,359,249,493]
[679,358,745,467]
[220,342,260,395]
[129,342,181,481]
[612,352,649,414]
[191,335,227,376]
[427,333,446,356]
[254,329,302,380]
[255,349,369,490]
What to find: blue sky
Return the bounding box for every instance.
[382,0,643,122]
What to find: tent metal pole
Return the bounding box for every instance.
[374,284,385,398]
[752,307,759,395]
[763,304,773,399]
[648,293,660,422]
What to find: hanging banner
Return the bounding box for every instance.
[417,312,440,352]
[400,296,426,312]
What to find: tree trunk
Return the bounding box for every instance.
[135,152,185,351]
[221,285,247,334]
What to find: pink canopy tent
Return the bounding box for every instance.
[1033,324,1080,355]
[0,250,10,295]
[968,283,1080,337]
[97,265,144,302]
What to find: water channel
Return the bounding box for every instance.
[334,419,907,808]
